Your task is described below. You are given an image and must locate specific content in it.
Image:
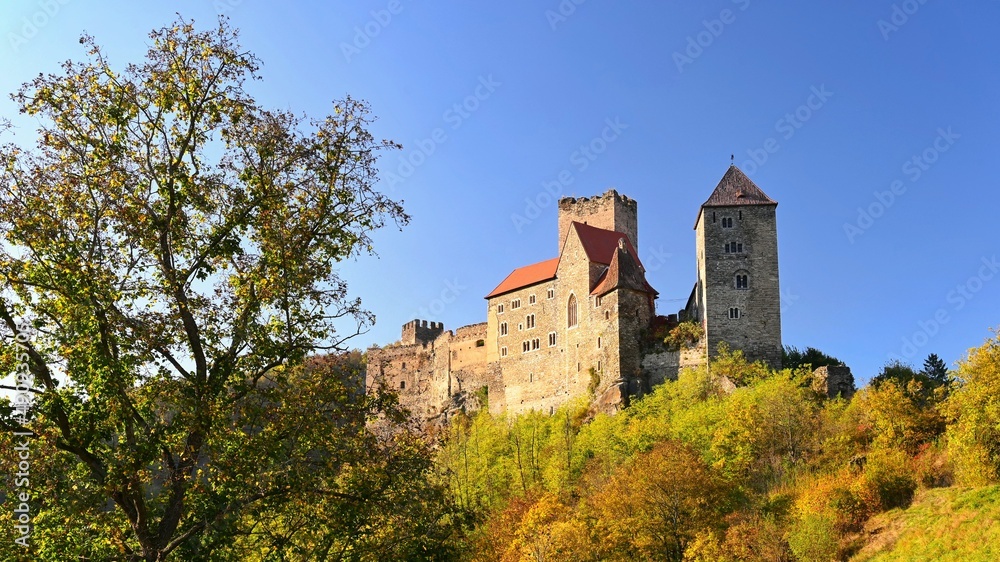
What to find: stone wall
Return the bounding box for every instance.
[558,190,639,253]
[812,365,856,399]
[696,204,782,367]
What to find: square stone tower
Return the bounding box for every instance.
[558,189,638,253]
[692,166,782,367]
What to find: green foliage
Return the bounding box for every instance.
[587,367,600,396]
[921,353,950,386]
[664,319,704,351]
[782,345,845,371]
[0,17,413,560]
[942,331,1000,485]
[788,512,839,562]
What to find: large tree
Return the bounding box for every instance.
[0,18,424,561]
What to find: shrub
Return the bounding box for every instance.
[665,320,704,351]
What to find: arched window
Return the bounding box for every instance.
[567,294,578,328]
[735,271,749,290]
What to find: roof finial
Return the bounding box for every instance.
[730,153,734,164]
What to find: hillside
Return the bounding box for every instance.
[852,486,1000,561]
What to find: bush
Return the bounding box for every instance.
[788,512,839,562]
[665,320,704,351]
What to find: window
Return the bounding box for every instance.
[400,380,406,389]
[475,339,485,347]
[605,310,610,320]
[529,372,533,382]
[500,322,508,336]
[729,307,741,319]
[725,241,743,254]
[735,274,749,290]
[511,299,521,310]
[739,210,743,220]
[548,332,557,346]
[402,362,406,370]
[722,217,734,228]
[529,294,536,304]
[597,360,602,372]
[526,314,536,329]
[712,211,717,223]
[567,294,578,328]
[501,346,507,357]
[595,295,602,307]
[597,337,602,349]
[523,341,530,353]
[547,288,554,299]
[497,304,504,314]
[532,338,540,350]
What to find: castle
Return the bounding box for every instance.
[366,165,784,418]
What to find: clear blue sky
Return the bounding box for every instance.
[2,1,997,384]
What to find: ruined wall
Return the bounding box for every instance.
[641,341,708,387]
[812,365,856,399]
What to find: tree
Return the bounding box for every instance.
[0,18,412,560]
[870,360,922,388]
[942,331,1000,485]
[921,353,949,387]
[781,346,843,371]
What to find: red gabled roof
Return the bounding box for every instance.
[591,245,657,297]
[571,222,643,269]
[485,257,559,299]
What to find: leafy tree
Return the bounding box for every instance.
[589,440,728,561]
[0,18,411,560]
[942,331,1000,485]
[782,345,844,371]
[870,360,923,388]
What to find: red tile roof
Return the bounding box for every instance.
[591,244,657,296]
[571,222,643,268]
[485,257,559,299]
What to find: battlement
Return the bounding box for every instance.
[558,188,639,252]
[401,319,445,345]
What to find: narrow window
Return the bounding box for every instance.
[526,314,535,329]
[739,210,743,220]
[722,217,733,228]
[402,362,406,370]
[498,304,504,314]
[712,212,716,223]
[532,338,540,350]
[595,295,602,307]
[511,299,521,310]
[548,332,557,346]
[529,294,536,304]
[598,360,602,372]
[529,372,533,382]
[568,294,578,328]
[400,380,406,389]
[605,310,610,320]
[523,341,529,353]
[736,274,748,290]
[547,288,554,299]
[729,307,741,319]
[500,322,508,336]
[597,337,602,349]
[501,346,508,357]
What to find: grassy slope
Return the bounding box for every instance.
[851,485,1000,561]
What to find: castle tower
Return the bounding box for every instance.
[558,190,638,253]
[693,166,782,367]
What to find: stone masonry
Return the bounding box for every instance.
[367,166,785,418]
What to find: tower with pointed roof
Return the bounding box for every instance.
[689,165,782,367]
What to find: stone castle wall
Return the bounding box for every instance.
[558,190,638,252]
